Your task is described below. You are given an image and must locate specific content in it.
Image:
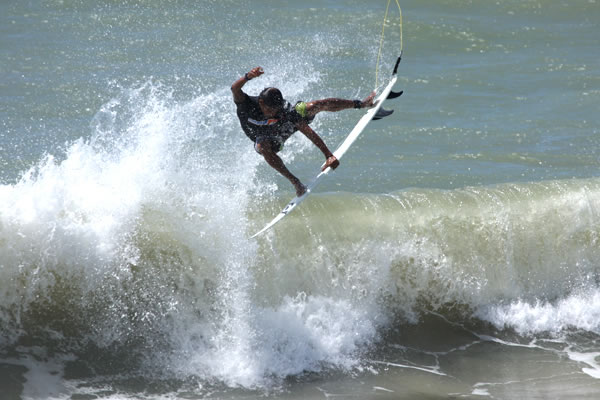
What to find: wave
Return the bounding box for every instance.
[252,178,600,304]
[1,79,600,389]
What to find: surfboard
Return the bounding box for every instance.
[251,55,403,238]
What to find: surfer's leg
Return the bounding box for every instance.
[305,92,376,118]
[256,139,306,197]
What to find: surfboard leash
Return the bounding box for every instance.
[375,0,403,90]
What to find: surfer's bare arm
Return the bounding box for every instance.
[305,91,376,118]
[231,67,263,103]
[296,122,339,171]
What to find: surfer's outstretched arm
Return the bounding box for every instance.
[231,66,263,103]
[304,91,376,118]
[296,122,339,172]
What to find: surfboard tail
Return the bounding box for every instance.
[373,90,403,121]
[373,57,403,121]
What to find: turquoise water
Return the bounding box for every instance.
[1,1,600,399]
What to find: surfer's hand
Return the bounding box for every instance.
[360,91,377,108]
[246,66,264,80]
[322,155,339,171]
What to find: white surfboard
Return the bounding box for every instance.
[251,56,403,238]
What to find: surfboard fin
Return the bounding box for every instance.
[373,89,403,120]
[373,108,394,120]
[387,90,403,99]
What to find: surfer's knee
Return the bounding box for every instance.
[255,141,270,156]
[254,137,283,156]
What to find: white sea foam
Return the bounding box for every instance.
[476,290,600,335]
[169,294,383,388]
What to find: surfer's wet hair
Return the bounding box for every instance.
[259,87,285,109]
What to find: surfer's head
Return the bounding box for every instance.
[259,87,284,117]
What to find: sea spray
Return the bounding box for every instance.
[0,80,260,380]
[2,66,371,389]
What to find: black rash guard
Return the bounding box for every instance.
[235,94,312,150]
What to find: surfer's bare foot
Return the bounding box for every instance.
[361,91,377,108]
[294,182,307,197]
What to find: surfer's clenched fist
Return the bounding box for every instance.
[322,155,339,171]
[245,66,263,80]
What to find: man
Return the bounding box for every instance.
[232,66,375,197]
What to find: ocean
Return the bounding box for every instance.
[1,0,600,399]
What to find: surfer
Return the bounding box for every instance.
[232,66,375,197]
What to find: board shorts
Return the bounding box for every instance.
[254,135,285,154]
